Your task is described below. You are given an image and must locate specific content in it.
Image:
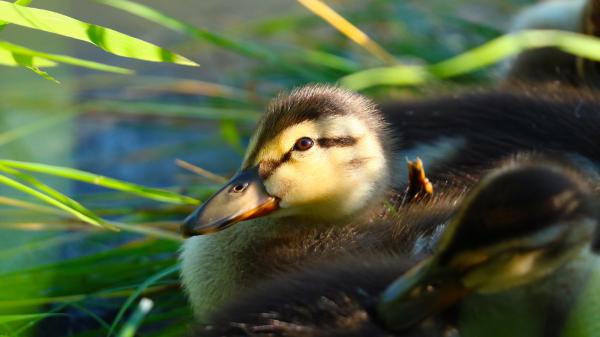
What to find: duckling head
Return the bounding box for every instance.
[377,161,599,331]
[182,84,392,236]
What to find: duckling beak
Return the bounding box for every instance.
[181,167,279,237]
[377,257,469,331]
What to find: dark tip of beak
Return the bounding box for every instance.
[181,213,229,237]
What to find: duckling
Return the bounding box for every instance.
[180,85,414,320]
[181,83,600,320]
[378,159,600,337]
[192,158,599,337]
[505,0,600,86]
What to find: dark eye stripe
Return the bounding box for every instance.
[259,151,292,178]
[258,136,357,178]
[317,136,357,148]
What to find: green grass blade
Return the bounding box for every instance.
[108,222,183,242]
[0,48,56,68]
[108,264,179,337]
[0,196,64,216]
[115,298,153,337]
[0,0,198,66]
[290,48,360,73]
[24,64,60,83]
[0,41,133,74]
[0,164,108,227]
[340,30,600,90]
[0,176,100,227]
[339,65,428,91]
[0,238,180,301]
[0,172,110,229]
[96,0,345,75]
[69,302,112,332]
[0,0,32,31]
[425,32,525,78]
[0,160,199,205]
[96,0,273,60]
[82,100,261,122]
[6,50,60,82]
[0,313,65,324]
[0,111,76,147]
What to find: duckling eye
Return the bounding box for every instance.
[294,137,314,151]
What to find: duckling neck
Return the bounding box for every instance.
[180,215,373,321]
[181,218,279,321]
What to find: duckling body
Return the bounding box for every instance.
[192,158,600,337]
[195,252,600,337]
[194,257,423,337]
[181,184,460,319]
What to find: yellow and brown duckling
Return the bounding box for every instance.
[192,158,599,337]
[181,83,600,320]
[181,85,409,320]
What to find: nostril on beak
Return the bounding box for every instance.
[230,182,249,193]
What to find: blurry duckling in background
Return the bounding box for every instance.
[379,158,600,337]
[506,0,600,86]
[193,158,599,337]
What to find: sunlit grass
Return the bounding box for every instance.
[0,0,198,67]
[296,0,398,65]
[341,29,600,90]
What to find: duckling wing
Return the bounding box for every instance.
[382,89,600,182]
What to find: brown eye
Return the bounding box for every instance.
[294,137,314,151]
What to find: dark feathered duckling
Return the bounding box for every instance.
[505,0,600,86]
[379,159,600,337]
[189,158,599,337]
